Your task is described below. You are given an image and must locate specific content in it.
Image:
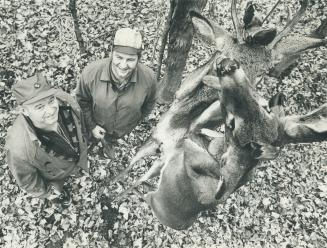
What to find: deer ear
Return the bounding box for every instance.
[268,92,286,117]
[190,11,216,43]
[243,1,255,28]
[249,28,277,46]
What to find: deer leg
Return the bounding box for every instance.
[113,179,145,203]
[175,51,222,100]
[189,100,224,132]
[269,0,308,49]
[130,138,161,165]
[113,159,164,202]
[110,138,160,185]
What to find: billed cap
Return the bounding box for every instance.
[13,73,58,105]
[113,28,143,55]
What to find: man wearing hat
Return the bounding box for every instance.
[6,73,88,206]
[75,28,157,156]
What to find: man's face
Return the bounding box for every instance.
[23,95,59,130]
[111,50,138,82]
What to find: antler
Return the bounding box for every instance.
[231,0,244,44]
[262,0,282,24]
[268,0,308,49]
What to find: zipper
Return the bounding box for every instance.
[57,123,79,155]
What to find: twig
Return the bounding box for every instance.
[68,0,86,55]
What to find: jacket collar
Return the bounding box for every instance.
[100,55,138,83]
[23,115,39,142]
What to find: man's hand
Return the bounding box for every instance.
[92,125,106,139]
[46,183,61,200]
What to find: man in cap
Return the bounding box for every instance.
[6,73,88,207]
[75,28,157,157]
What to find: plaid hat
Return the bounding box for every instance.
[13,73,58,105]
[113,28,143,55]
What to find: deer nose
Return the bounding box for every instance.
[216,58,240,76]
[226,112,235,131]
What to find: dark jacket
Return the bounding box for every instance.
[75,56,157,138]
[5,91,88,198]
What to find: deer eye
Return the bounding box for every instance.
[227,118,235,130]
[247,142,262,158]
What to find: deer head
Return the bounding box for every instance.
[191,0,327,81]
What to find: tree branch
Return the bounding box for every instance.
[69,0,86,55]
[156,0,176,81]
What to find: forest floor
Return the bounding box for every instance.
[0,0,326,247]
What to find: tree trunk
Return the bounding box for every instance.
[157,0,207,104]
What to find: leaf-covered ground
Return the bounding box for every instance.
[0,0,326,247]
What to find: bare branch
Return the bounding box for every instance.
[151,18,163,65]
[69,0,86,55]
[156,0,176,81]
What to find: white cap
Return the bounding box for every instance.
[113,28,143,55]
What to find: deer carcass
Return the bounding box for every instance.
[112,0,327,230]
[146,60,326,230]
[114,53,326,230]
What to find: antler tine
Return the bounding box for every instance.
[285,6,292,24]
[268,0,308,49]
[262,0,282,24]
[231,0,244,44]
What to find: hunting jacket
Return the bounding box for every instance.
[75,55,157,139]
[5,91,88,198]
